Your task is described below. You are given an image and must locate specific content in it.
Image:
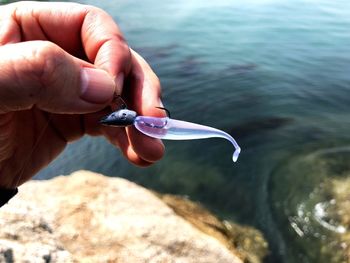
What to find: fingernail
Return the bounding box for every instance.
[80,68,115,104]
[116,73,124,94]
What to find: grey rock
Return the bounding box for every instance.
[0,200,73,262]
[0,170,243,263]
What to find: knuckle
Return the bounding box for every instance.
[30,41,66,85]
[84,4,105,15]
[23,41,68,104]
[120,43,132,71]
[117,38,129,53]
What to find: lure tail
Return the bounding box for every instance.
[134,116,241,162]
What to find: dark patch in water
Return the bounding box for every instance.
[225,63,258,75]
[177,55,203,77]
[134,44,179,61]
[230,117,294,138]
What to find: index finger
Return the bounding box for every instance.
[81,5,131,90]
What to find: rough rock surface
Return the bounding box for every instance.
[324,176,350,262]
[0,170,245,263]
[159,194,268,263]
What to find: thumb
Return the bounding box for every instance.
[0,41,116,114]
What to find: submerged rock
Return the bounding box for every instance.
[135,43,179,61]
[177,55,203,77]
[0,170,267,262]
[230,116,293,138]
[270,147,350,263]
[226,63,257,75]
[323,176,350,261]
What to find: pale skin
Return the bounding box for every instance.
[0,2,165,188]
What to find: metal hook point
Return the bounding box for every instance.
[155,107,171,118]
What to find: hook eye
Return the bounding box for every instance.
[156,107,171,118]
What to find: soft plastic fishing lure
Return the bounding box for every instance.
[100,107,241,162]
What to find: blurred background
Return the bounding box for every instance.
[2,0,350,262]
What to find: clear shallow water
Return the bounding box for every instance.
[34,0,350,262]
[270,146,350,262]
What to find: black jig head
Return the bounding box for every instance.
[100,94,136,127]
[100,109,137,127]
[100,95,171,127]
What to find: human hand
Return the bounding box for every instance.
[0,2,165,188]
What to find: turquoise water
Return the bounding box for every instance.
[34,0,350,262]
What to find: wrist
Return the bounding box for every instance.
[0,187,18,207]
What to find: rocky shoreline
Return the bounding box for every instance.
[0,170,268,262]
